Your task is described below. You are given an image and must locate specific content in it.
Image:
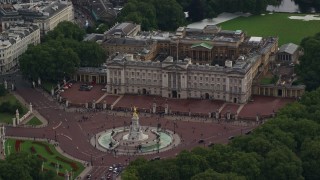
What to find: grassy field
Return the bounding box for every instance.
[26,116,43,126]
[218,13,320,46]
[0,113,14,124]
[260,77,274,85]
[5,139,85,179]
[0,94,28,124]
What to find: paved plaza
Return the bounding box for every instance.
[60,83,294,119]
[3,79,295,179]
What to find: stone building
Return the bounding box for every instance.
[0,24,40,73]
[106,52,263,103]
[0,0,74,35]
[74,67,107,84]
[104,22,141,40]
[102,37,158,60]
[277,43,300,64]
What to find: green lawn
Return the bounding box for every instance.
[5,139,85,179]
[260,77,274,85]
[0,94,28,124]
[26,116,43,126]
[218,13,320,46]
[0,113,14,124]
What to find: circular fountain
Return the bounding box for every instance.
[97,107,180,154]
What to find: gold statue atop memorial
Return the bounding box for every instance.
[123,106,148,141]
[133,106,138,118]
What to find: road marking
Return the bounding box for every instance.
[236,104,245,114]
[59,133,72,141]
[96,93,108,103]
[53,121,62,130]
[78,123,83,131]
[218,103,227,113]
[111,95,123,107]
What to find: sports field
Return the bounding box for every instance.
[218,13,320,45]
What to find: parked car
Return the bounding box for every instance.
[79,84,92,91]
[108,166,113,172]
[228,136,235,140]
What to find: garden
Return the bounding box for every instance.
[218,13,320,45]
[26,116,43,126]
[0,92,28,124]
[5,139,85,179]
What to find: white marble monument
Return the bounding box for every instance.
[123,107,148,141]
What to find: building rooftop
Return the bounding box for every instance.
[0,23,39,49]
[105,22,138,37]
[279,43,299,54]
[191,42,213,50]
[0,0,71,21]
[104,37,153,46]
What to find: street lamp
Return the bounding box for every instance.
[173,121,177,134]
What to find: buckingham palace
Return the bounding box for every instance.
[106,52,264,104]
[78,23,283,103]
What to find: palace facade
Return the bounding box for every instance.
[106,52,264,103]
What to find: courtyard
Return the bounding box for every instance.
[58,82,294,120]
[2,76,295,179]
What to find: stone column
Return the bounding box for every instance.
[164,103,168,115]
[152,103,157,114]
[15,109,20,124]
[12,118,16,127]
[92,100,96,109]
[256,114,259,123]
[215,110,219,119]
[11,83,14,91]
[227,111,231,120]
[4,80,7,90]
[38,77,41,86]
[103,100,107,110]
[32,81,35,88]
[208,112,211,118]
[65,100,69,108]
[29,103,33,113]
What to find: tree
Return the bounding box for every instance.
[191,169,245,180]
[0,152,57,180]
[154,0,186,30]
[262,147,303,180]
[176,150,209,179]
[118,0,185,31]
[137,160,180,180]
[188,0,206,22]
[0,84,7,96]
[301,138,320,180]
[45,21,85,41]
[231,152,261,180]
[296,33,320,91]
[19,42,80,81]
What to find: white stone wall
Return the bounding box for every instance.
[107,61,254,103]
[0,26,40,73]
